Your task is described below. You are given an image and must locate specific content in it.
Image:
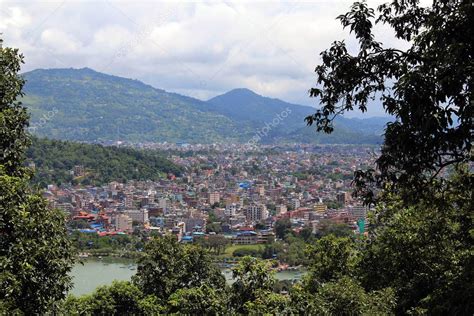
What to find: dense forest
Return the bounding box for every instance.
[26,138,182,186]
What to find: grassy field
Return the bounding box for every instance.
[218,244,264,258]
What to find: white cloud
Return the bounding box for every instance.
[40,29,82,53]
[0,0,415,117]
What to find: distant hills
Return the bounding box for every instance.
[21,68,388,144]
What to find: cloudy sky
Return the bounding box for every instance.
[1,0,412,117]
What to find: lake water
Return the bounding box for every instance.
[70,258,303,296]
[70,258,137,296]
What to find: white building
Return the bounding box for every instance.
[114,214,133,233]
[124,209,149,224]
[158,198,169,209]
[350,205,367,221]
[276,204,287,215]
[225,203,238,217]
[290,198,300,210]
[208,192,220,205]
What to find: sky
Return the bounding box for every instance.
[0,0,415,117]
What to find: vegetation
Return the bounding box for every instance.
[22,68,248,143]
[303,0,474,314]
[0,38,75,314]
[27,138,182,186]
[69,232,144,258]
[305,0,472,205]
[132,236,225,301]
[195,234,230,255]
[21,68,384,145]
[60,281,163,315]
[1,0,473,313]
[274,217,292,239]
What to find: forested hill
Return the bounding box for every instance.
[22,68,387,144]
[26,138,182,186]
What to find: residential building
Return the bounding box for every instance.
[276,204,287,215]
[124,209,149,223]
[245,203,269,222]
[114,214,133,233]
[208,192,220,205]
[290,198,300,210]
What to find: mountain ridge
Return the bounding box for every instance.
[21,67,387,144]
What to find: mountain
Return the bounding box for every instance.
[22,68,250,143]
[203,88,386,143]
[21,68,388,144]
[206,88,312,125]
[27,138,182,186]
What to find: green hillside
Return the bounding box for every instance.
[205,88,387,142]
[21,68,386,144]
[26,138,182,186]
[22,68,250,143]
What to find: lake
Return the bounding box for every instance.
[70,258,137,296]
[70,258,303,295]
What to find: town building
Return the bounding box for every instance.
[208,192,220,205]
[113,214,133,233]
[124,209,149,223]
[245,203,269,222]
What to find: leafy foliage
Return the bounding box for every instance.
[132,236,225,300]
[196,234,230,255]
[59,281,163,315]
[306,0,473,203]
[313,277,396,315]
[274,217,292,239]
[359,169,474,314]
[168,285,228,315]
[304,235,360,292]
[0,38,75,313]
[230,256,277,313]
[27,137,182,186]
[303,2,474,313]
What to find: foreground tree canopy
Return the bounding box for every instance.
[303,0,473,313]
[0,38,75,314]
[306,0,473,204]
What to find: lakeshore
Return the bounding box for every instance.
[70,258,304,295]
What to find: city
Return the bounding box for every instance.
[1,0,472,314]
[47,144,373,254]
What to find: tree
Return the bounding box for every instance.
[359,169,474,314]
[311,277,396,316]
[243,290,290,315]
[314,220,353,238]
[230,256,276,313]
[274,217,292,239]
[0,38,75,313]
[304,235,360,292]
[305,1,473,313]
[299,225,314,241]
[59,281,164,315]
[132,236,225,300]
[206,221,222,234]
[305,0,473,204]
[167,285,228,315]
[205,234,230,255]
[278,235,308,266]
[83,281,145,315]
